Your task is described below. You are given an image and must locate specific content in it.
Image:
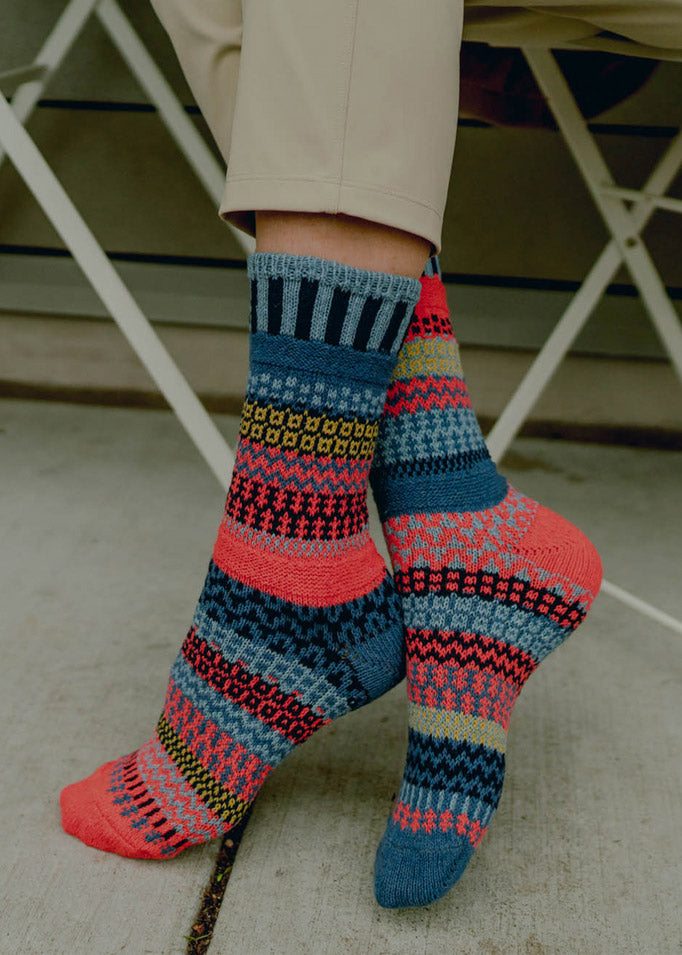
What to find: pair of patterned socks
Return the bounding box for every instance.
[61,252,602,909]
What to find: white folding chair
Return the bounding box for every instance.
[0,0,255,489]
[483,46,682,634]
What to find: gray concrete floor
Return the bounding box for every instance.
[1,399,680,954]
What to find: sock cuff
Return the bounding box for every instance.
[247,252,420,356]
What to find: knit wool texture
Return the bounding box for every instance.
[60,253,421,860]
[370,272,603,908]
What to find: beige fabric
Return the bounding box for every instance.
[150,0,682,252]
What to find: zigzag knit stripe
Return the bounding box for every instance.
[382,376,472,417]
[235,440,371,494]
[395,567,588,629]
[136,737,224,839]
[403,731,506,803]
[406,628,538,682]
[402,593,580,662]
[170,656,295,767]
[156,716,252,825]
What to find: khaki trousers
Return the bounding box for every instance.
[150,0,682,252]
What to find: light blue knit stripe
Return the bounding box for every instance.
[375,410,488,464]
[281,271,300,328]
[254,272,269,333]
[397,783,496,827]
[402,593,569,660]
[339,289,370,348]
[309,280,335,340]
[421,255,442,278]
[248,370,387,418]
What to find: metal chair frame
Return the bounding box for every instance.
[1,14,680,633]
[0,0,243,485]
[485,48,682,635]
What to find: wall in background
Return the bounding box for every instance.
[1,0,681,359]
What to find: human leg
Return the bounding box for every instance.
[369,267,602,908]
[61,251,421,858]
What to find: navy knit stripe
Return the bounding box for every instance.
[403,731,506,803]
[295,277,318,340]
[326,287,351,346]
[371,464,507,519]
[267,276,284,336]
[352,296,382,352]
[379,301,409,354]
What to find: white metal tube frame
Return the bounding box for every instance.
[486,48,682,635]
[0,0,253,254]
[0,88,234,487]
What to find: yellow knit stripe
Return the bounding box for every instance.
[157,717,250,826]
[409,704,507,752]
[393,338,463,381]
[240,399,378,460]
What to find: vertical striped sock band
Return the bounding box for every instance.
[248,253,420,356]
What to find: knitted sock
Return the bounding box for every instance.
[61,253,421,860]
[370,273,602,907]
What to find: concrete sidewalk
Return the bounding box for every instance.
[1,399,680,954]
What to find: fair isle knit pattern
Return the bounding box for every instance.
[370,274,602,908]
[60,254,421,860]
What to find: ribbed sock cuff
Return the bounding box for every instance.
[247,252,421,355]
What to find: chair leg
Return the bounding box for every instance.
[525,48,682,389]
[486,130,682,462]
[0,0,98,170]
[96,0,254,256]
[486,241,622,463]
[0,91,234,488]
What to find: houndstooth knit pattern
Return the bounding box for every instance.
[60,254,420,860]
[370,274,602,908]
